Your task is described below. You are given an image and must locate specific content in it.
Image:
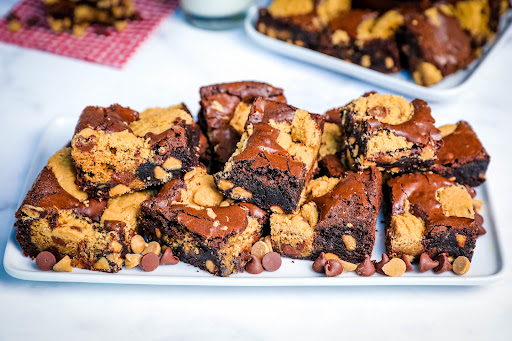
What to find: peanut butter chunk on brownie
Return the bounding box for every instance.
[199,81,286,172]
[139,167,268,277]
[341,92,442,174]
[71,103,204,198]
[214,98,324,214]
[15,148,154,273]
[384,172,483,262]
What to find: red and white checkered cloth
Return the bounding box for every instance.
[0,0,179,68]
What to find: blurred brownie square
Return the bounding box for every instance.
[198,81,286,172]
[431,121,490,187]
[398,6,474,86]
[15,148,153,273]
[385,172,483,261]
[341,92,443,174]
[271,167,382,263]
[44,0,139,36]
[256,0,350,49]
[71,103,207,198]
[139,168,268,277]
[319,9,403,73]
[214,98,324,214]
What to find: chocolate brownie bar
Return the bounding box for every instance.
[256,0,351,49]
[318,9,403,73]
[198,81,286,172]
[385,172,483,261]
[431,121,490,187]
[317,107,344,177]
[271,167,382,263]
[71,103,206,199]
[15,148,153,273]
[43,0,139,36]
[398,6,474,86]
[341,92,442,174]
[214,98,324,214]
[139,167,268,277]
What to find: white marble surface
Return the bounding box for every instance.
[1,1,511,339]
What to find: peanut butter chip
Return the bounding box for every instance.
[130,235,147,254]
[381,258,406,277]
[251,241,270,260]
[125,254,142,268]
[53,256,72,272]
[452,256,470,275]
[142,241,161,256]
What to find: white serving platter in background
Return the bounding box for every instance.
[3,117,505,286]
[245,6,512,102]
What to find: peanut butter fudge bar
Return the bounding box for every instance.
[385,172,482,261]
[431,121,490,187]
[214,98,324,214]
[317,107,344,177]
[341,92,442,174]
[139,168,268,277]
[256,0,351,49]
[15,148,152,273]
[43,0,139,36]
[398,6,474,86]
[71,104,206,199]
[198,81,286,172]
[271,167,382,263]
[318,9,403,73]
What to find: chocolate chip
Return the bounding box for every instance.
[325,259,343,277]
[375,253,390,275]
[261,252,281,272]
[419,253,439,273]
[25,16,39,27]
[368,106,389,118]
[281,243,303,256]
[401,255,414,272]
[434,253,452,274]
[103,220,126,232]
[356,255,375,277]
[75,198,107,222]
[159,248,179,265]
[35,251,56,271]
[477,224,487,236]
[245,255,264,274]
[312,252,327,273]
[74,135,97,152]
[141,253,159,272]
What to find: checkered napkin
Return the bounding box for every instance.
[0,0,179,68]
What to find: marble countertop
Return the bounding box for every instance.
[1,1,511,339]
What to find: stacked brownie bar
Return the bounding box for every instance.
[257,0,509,86]
[43,0,139,36]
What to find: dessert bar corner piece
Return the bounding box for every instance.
[71,103,205,199]
[43,0,139,36]
[270,167,382,263]
[214,98,325,214]
[139,167,268,277]
[399,5,474,86]
[15,147,153,273]
[318,9,403,73]
[256,0,351,49]
[341,92,443,174]
[385,172,483,262]
[431,120,490,187]
[198,81,286,171]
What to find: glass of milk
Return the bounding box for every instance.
[180,0,255,30]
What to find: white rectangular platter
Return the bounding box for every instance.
[3,117,505,286]
[245,6,512,102]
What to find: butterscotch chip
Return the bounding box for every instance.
[142,241,161,256]
[130,235,147,254]
[53,256,73,272]
[452,256,470,275]
[251,241,270,260]
[381,258,406,277]
[125,254,142,268]
[205,260,216,273]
